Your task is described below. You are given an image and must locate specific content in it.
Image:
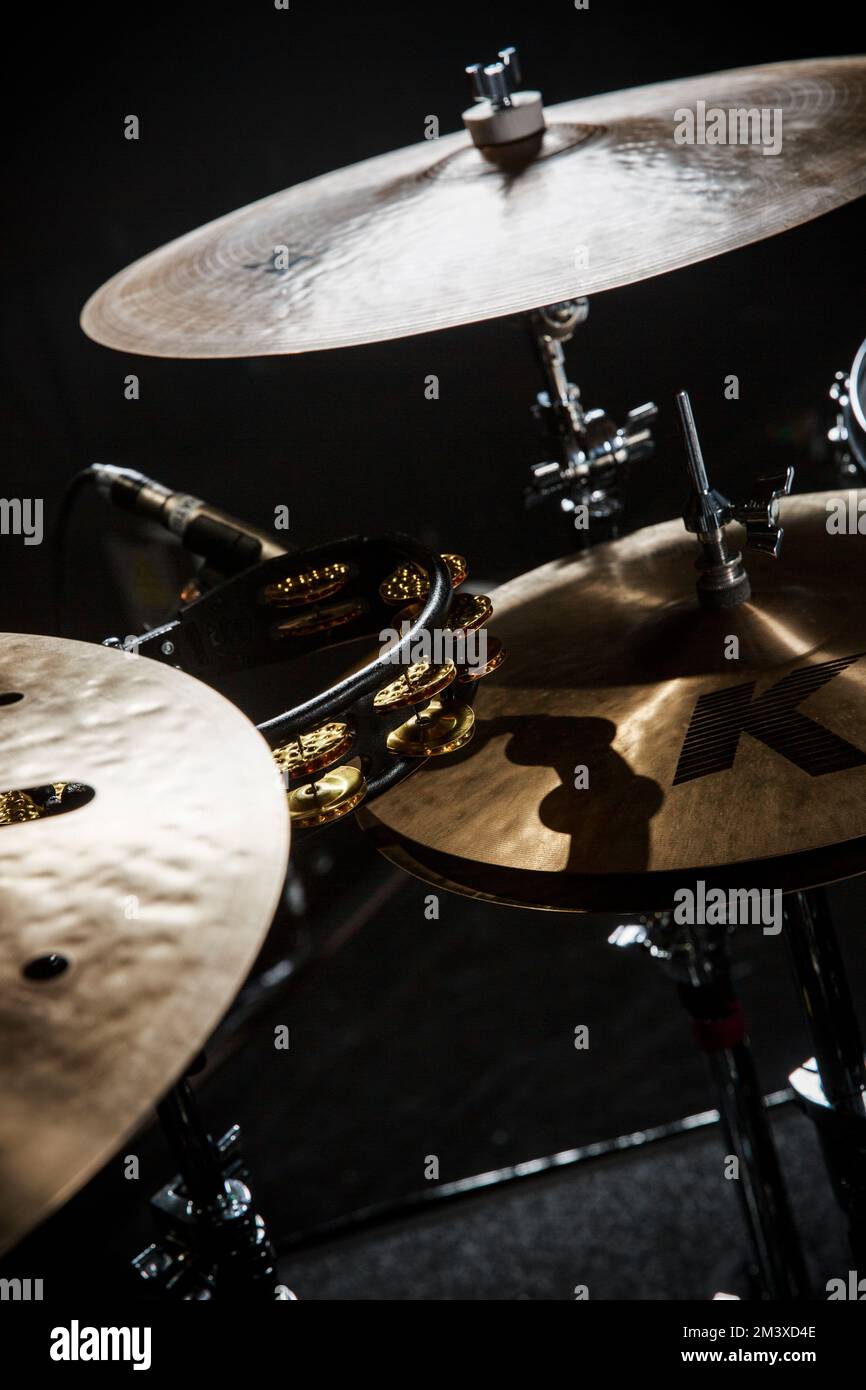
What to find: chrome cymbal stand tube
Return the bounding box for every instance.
[784,888,866,1265]
[611,915,809,1300]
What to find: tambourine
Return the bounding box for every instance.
[125,534,504,834]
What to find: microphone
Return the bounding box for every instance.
[88,463,289,575]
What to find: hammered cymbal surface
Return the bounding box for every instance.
[359,492,866,910]
[0,634,289,1253]
[81,59,866,358]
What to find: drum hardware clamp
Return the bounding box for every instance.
[677,389,794,608]
[525,298,657,541]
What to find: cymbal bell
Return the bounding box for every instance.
[359,492,866,912]
[0,634,289,1254]
[81,59,866,358]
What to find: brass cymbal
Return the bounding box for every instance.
[359,492,866,912]
[81,59,866,358]
[0,634,289,1254]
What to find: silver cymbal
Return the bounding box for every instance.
[0,634,289,1253]
[81,58,866,358]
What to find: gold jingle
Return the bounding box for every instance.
[386,700,475,757]
[0,790,42,825]
[262,562,352,608]
[446,592,493,633]
[395,590,491,632]
[373,661,457,712]
[0,783,78,825]
[273,597,365,638]
[379,554,467,605]
[379,563,426,605]
[272,721,354,781]
[457,636,507,681]
[288,765,367,827]
[442,554,468,589]
[179,577,204,605]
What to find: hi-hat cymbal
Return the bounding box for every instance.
[359,492,866,912]
[0,634,289,1254]
[81,59,866,358]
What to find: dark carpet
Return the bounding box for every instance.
[4,838,865,1300]
[279,1108,849,1301]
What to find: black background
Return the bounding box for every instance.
[3,0,866,1300]
[4,0,865,639]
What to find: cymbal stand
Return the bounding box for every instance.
[460,51,656,546]
[133,1071,294,1300]
[784,888,866,1265]
[611,913,809,1300]
[524,299,657,545]
[610,394,808,1298]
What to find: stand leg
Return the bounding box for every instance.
[611,916,809,1299]
[676,970,809,1299]
[156,1079,228,1213]
[784,888,866,1264]
[134,1075,294,1300]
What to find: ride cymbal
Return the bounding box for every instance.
[359,492,866,911]
[0,634,289,1254]
[82,59,866,357]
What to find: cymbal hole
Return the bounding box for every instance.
[22,953,69,981]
